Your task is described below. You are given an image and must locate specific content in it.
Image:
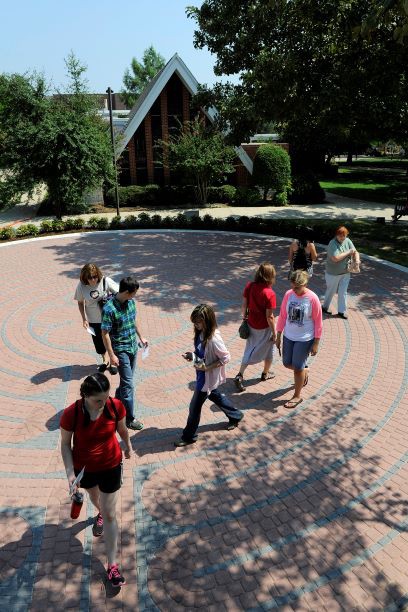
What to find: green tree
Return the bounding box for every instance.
[0,53,113,217]
[252,144,291,203]
[360,0,408,44]
[121,46,166,108]
[160,118,236,205]
[187,1,408,172]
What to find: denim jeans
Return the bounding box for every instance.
[182,388,243,442]
[323,272,351,314]
[115,351,137,421]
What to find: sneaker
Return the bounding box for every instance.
[92,513,103,537]
[107,563,126,588]
[322,307,331,315]
[174,438,196,448]
[97,363,108,373]
[234,373,245,392]
[126,419,144,431]
[337,312,348,319]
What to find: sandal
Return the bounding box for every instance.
[284,398,303,409]
[234,373,245,392]
[261,371,275,381]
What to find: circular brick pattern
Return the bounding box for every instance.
[0,231,407,611]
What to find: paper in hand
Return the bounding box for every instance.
[141,345,150,360]
[86,326,96,336]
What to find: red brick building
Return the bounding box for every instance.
[116,54,255,187]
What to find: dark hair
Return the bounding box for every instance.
[79,373,111,427]
[119,276,140,293]
[80,373,110,398]
[297,226,314,249]
[190,303,217,344]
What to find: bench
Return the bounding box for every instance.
[392,201,408,223]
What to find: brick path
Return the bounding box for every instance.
[0,230,407,611]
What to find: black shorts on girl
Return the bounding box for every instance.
[75,462,122,493]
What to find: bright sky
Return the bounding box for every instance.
[1,0,232,93]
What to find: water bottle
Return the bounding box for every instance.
[70,491,84,519]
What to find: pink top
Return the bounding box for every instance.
[276,288,323,342]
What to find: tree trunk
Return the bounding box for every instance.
[346,150,353,165]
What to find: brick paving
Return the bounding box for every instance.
[0,229,407,611]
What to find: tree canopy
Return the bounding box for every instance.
[121,46,166,108]
[0,53,113,217]
[187,1,408,171]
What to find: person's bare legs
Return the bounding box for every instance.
[262,358,273,377]
[87,485,101,513]
[99,489,120,566]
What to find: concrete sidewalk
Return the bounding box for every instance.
[0,191,398,227]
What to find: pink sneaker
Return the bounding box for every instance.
[92,513,103,536]
[107,563,126,587]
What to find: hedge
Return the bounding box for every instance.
[1,214,406,266]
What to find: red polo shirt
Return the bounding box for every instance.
[60,398,126,472]
[243,281,276,329]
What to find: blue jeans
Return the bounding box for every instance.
[323,272,351,314]
[115,351,137,421]
[182,388,243,442]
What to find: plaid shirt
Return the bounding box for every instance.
[101,297,137,354]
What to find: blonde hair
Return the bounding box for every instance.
[254,263,276,285]
[290,269,309,287]
[80,263,103,285]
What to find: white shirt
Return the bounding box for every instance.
[74,276,119,323]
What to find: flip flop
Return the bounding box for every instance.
[284,398,303,409]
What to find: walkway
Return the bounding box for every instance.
[0,230,407,611]
[0,192,399,227]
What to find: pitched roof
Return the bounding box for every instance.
[117,53,253,174]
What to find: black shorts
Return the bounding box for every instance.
[75,462,122,494]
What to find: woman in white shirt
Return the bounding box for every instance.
[74,263,119,372]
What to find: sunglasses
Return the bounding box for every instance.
[88,275,99,281]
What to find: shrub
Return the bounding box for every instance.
[40,219,54,233]
[290,172,325,204]
[207,185,236,204]
[51,219,65,232]
[15,223,39,237]
[63,217,85,230]
[137,212,153,228]
[0,227,15,240]
[252,144,291,202]
[87,216,109,230]
[235,187,260,206]
[274,191,288,206]
[121,215,138,229]
[105,184,162,207]
[110,215,122,229]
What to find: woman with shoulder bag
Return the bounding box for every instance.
[74,263,119,372]
[234,263,277,392]
[322,226,358,319]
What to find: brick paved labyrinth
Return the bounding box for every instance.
[0,230,407,611]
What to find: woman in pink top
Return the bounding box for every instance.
[276,270,322,408]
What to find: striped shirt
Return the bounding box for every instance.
[101,297,137,354]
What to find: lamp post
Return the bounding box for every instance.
[106,87,120,218]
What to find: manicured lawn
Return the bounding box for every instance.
[320,158,408,205]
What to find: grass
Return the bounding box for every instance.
[320,157,408,205]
